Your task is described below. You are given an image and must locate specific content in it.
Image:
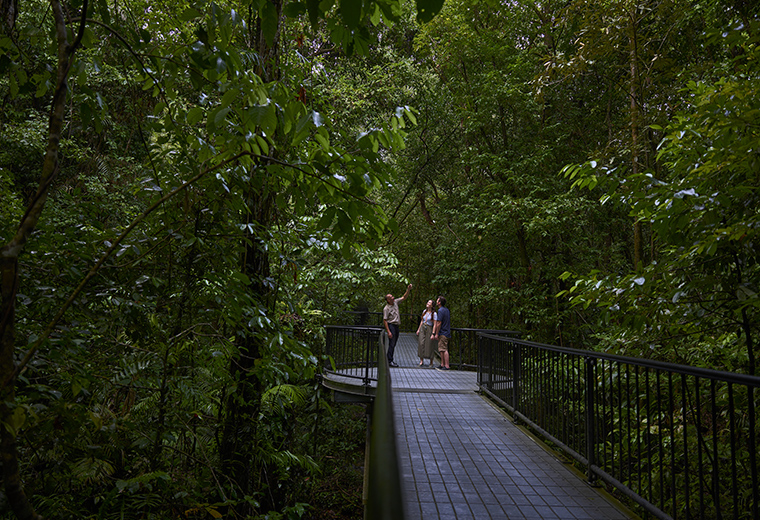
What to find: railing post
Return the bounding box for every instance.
[485,335,491,392]
[585,356,597,484]
[749,386,758,519]
[477,334,484,390]
[363,400,373,507]
[512,343,521,422]
[363,328,372,387]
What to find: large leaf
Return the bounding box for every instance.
[416,0,444,23]
[340,0,362,29]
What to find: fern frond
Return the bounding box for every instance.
[261,384,308,415]
[256,448,320,476]
[70,457,115,486]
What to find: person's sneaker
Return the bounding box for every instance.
[436,366,448,371]
[389,361,399,367]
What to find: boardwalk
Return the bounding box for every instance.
[388,333,635,520]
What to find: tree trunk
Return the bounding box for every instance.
[0,1,83,517]
[516,224,530,278]
[629,9,644,269]
[218,189,274,510]
[0,0,16,34]
[218,1,282,512]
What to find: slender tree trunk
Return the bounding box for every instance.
[516,224,530,278]
[0,0,16,33]
[629,10,644,269]
[219,189,274,509]
[0,1,84,517]
[218,1,282,512]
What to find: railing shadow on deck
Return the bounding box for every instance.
[479,333,760,520]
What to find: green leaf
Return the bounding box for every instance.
[314,129,329,150]
[214,107,231,126]
[153,102,166,116]
[369,3,381,25]
[180,7,202,21]
[81,103,92,128]
[187,107,204,125]
[337,209,353,234]
[284,2,307,17]
[221,88,238,108]
[9,71,18,97]
[341,0,361,29]
[305,0,321,28]
[416,0,444,23]
[232,272,251,285]
[97,0,111,24]
[318,207,335,230]
[260,1,279,45]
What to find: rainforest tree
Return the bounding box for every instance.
[0,0,443,517]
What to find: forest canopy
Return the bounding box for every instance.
[0,0,758,518]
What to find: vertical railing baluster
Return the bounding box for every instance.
[648,368,655,504]
[710,379,721,519]
[626,365,632,487]
[696,376,705,519]
[636,367,642,498]
[656,370,664,514]
[585,356,597,484]
[749,386,758,520]
[728,384,738,520]
[363,328,371,386]
[669,372,676,520]
[618,363,624,481]
[682,373,691,520]
[513,343,521,422]
[597,359,610,471]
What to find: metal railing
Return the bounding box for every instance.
[450,328,521,370]
[478,333,760,520]
[338,311,419,332]
[324,325,521,379]
[323,325,405,520]
[324,325,382,387]
[365,331,404,520]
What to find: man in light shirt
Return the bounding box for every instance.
[383,283,412,367]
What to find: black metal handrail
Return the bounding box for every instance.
[324,325,383,387]
[365,331,405,520]
[324,325,522,379]
[324,325,405,520]
[478,333,760,520]
[339,311,419,332]
[450,328,521,371]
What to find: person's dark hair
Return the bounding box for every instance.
[437,295,447,307]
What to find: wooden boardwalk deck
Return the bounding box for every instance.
[326,332,636,519]
[386,333,636,519]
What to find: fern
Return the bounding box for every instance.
[261,384,307,415]
[70,456,115,486]
[255,447,320,476]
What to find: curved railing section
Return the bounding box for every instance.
[323,325,520,383]
[324,325,383,390]
[478,333,760,520]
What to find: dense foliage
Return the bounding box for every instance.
[0,0,440,518]
[1,0,758,518]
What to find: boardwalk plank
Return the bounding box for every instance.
[390,333,634,520]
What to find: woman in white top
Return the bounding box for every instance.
[415,300,437,367]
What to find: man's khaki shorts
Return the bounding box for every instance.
[438,335,449,352]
